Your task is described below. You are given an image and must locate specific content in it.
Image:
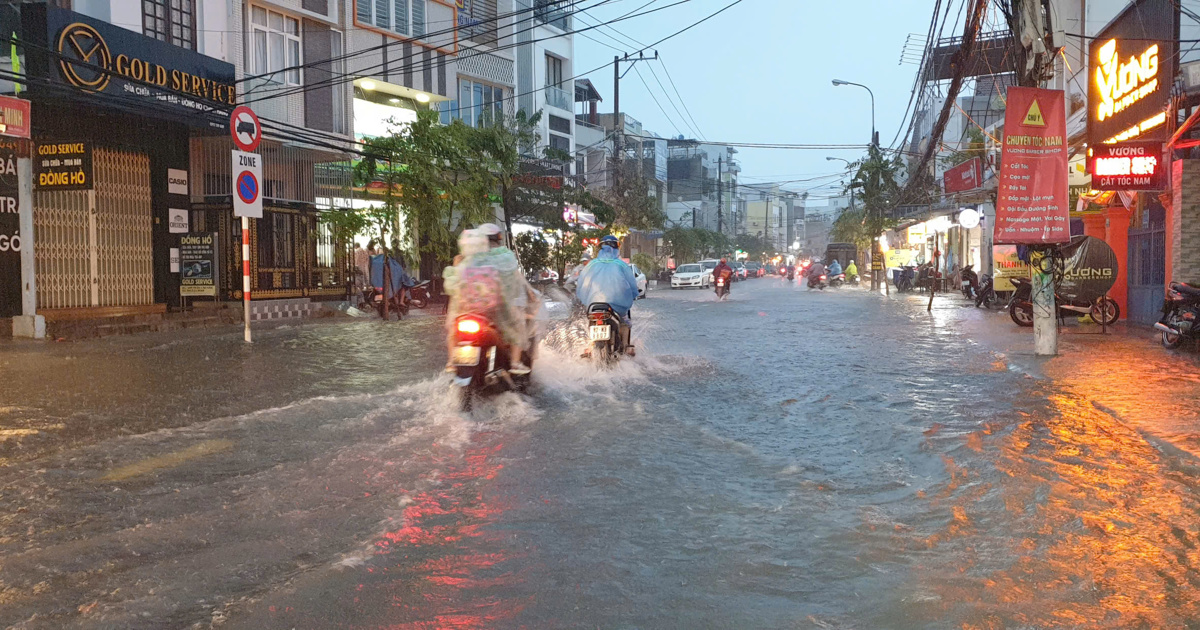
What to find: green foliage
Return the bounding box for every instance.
[514,231,550,275]
[598,160,667,233]
[840,144,903,249]
[943,126,986,168]
[664,225,731,264]
[733,232,773,261]
[631,252,660,277]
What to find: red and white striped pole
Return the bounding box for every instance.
[242,215,252,343]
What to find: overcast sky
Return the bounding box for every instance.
[573,0,937,204]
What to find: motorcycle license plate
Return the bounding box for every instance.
[450,345,481,366]
[589,325,611,341]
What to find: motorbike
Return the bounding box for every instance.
[715,275,730,300]
[1007,276,1120,327]
[1155,281,1200,349]
[960,264,979,299]
[974,274,1003,309]
[408,280,431,309]
[808,274,827,290]
[366,254,411,319]
[786,267,795,282]
[895,266,916,292]
[587,302,628,364]
[449,313,535,411]
[828,273,846,288]
[847,274,860,286]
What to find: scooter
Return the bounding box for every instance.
[1156,281,1200,349]
[808,274,827,291]
[715,276,730,300]
[895,266,916,292]
[828,273,846,288]
[960,264,979,299]
[786,266,796,282]
[449,313,535,411]
[1007,277,1120,327]
[408,280,431,309]
[587,302,629,364]
[974,274,1002,309]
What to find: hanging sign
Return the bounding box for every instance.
[1086,0,1176,146]
[1058,235,1119,302]
[0,96,31,139]
[992,244,1033,292]
[167,168,188,195]
[168,208,189,233]
[1088,141,1164,190]
[994,87,1070,245]
[0,141,19,317]
[943,157,982,194]
[179,232,218,297]
[34,140,92,190]
[231,150,262,218]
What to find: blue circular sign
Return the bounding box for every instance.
[236,170,258,204]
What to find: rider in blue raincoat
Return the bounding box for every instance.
[576,235,639,349]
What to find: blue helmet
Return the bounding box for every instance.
[600,235,619,248]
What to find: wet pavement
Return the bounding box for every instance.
[3,279,1200,628]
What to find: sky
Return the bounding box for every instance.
[571,0,937,205]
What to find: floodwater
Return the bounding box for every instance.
[2,279,1200,628]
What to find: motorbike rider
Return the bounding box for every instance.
[828,258,843,277]
[845,259,858,281]
[444,225,539,375]
[576,235,639,354]
[712,257,735,290]
[807,259,826,288]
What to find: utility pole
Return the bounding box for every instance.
[717,156,723,234]
[612,51,657,194]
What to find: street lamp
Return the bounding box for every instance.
[831,79,876,146]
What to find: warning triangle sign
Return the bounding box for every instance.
[1022,99,1045,126]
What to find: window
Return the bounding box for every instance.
[356,0,426,37]
[143,0,195,50]
[331,31,347,135]
[445,78,505,128]
[251,6,302,85]
[549,134,570,153]
[459,0,499,45]
[546,54,564,89]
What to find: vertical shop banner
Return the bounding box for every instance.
[179,232,218,297]
[995,87,1070,244]
[993,244,1033,292]
[0,142,18,317]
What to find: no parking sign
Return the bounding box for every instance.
[231,150,262,218]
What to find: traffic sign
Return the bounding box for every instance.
[231,150,262,218]
[229,105,262,152]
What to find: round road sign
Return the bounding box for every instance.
[236,170,258,204]
[230,105,262,152]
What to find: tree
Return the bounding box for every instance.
[734,232,772,262]
[514,231,550,276]
[845,144,904,289]
[631,252,660,277]
[943,126,986,168]
[596,159,667,237]
[664,225,730,264]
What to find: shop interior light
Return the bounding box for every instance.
[388,98,399,104]
[361,80,376,90]
[416,93,431,103]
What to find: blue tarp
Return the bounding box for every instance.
[369,254,414,294]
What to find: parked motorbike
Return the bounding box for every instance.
[828,273,846,288]
[408,280,431,309]
[974,274,1002,309]
[960,264,979,299]
[587,302,628,364]
[808,274,827,291]
[1155,281,1200,349]
[895,266,916,292]
[715,276,730,300]
[1007,276,1120,327]
[448,313,535,411]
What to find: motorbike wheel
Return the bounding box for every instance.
[1010,301,1034,327]
[411,295,428,309]
[1161,314,1185,349]
[1090,298,1120,326]
[458,386,473,412]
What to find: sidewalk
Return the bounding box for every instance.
[907,290,1200,460]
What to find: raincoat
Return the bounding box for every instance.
[845,261,858,278]
[576,245,638,317]
[828,260,843,276]
[444,231,538,348]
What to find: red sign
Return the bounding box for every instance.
[995,87,1070,245]
[229,105,262,152]
[943,157,982,194]
[1088,141,1164,190]
[0,96,30,139]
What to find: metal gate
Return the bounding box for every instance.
[1128,224,1166,326]
[34,148,153,309]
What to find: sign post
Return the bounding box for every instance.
[230,106,262,343]
[0,95,38,338]
[995,87,1070,356]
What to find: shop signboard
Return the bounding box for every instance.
[993,244,1032,292]
[0,96,31,139]
[1059,235,1119,303]
[34,140,91,190]
[179,232,218,297]
[1088,141,1165,190]
[0,141,19,317]
[24,4,237,129]
[1087,0,1176,146]
[994,87,1070,245]
[943,157,982,194]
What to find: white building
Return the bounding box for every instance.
[515,0,575,163]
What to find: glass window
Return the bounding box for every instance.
[143,0,195,50]
[454,78,506,128]
[549,134,570,153]
[359,0,424,35]
[251,6,303,86]
[546,55,563,88]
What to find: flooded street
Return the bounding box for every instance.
[4,281,1200,628]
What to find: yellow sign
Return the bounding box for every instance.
[993,244,1032,292]
[1095,39,1159,123]
[1102,111,1167,145]
[1023,99,1045,126]
[906,224,926,245]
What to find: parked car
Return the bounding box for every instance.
[671,263,708,289]
[698,259,719,286]
[734,262,748,280]
[745,262,763,277]
[630,264,648,298]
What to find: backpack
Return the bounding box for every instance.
[457,265,503,313]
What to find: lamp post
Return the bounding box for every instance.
[831,79,876,146]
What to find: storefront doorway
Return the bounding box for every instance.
[1128,213,1166,326]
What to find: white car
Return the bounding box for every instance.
[630,264,648,298]
[698,259,719,286]
[671,263,709,289]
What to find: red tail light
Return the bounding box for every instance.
[457,318,482,335]
[820,275,827,280]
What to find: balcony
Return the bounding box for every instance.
[534,0,572,30]
[545,85,572,112]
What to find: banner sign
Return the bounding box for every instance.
[34,140,92,190]
[1087,0,1176,146]
[0,142,19,317]
[1088,141,1165,190]
[1059,235,1119,303]
[943,157,982,194]
[995,87,1070,245]
[0,96,31,139]
[24,4,236,129]
[180,232,218,297]
[992,244,1033,292]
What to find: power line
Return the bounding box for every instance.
[632,65,684,136]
